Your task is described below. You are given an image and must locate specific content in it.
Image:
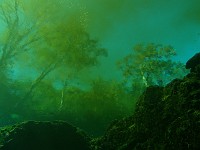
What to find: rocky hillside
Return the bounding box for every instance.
[91,52,200,150]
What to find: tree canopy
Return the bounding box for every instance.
[0,0,107,102]
[118,43,189,88]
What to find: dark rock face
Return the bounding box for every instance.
[186,52,200,73]
[92,53,200,150]
[0,121,90,150]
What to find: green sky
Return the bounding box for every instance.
[0,0,200,81]
[81,0,200,79]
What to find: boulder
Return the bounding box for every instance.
[0,121,90,150]
[186,52,200,73]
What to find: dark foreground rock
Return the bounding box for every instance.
[186,52,200,73]
[0,121,91,150]
[91,53,200,150]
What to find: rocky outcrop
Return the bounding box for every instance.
[186,52,200,73]
[0,121,91,150]
[92,53,200,150]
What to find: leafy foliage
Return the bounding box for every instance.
[118,43,189,89]
[0,0,108,101]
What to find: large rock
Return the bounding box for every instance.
[186,52,200,73]
[0,121,91,150]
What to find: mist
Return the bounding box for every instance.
[75,0,200,79]
[1,0,199,80]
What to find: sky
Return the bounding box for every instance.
[81,0,200,79]
[0,0,200,81]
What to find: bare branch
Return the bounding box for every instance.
[0,0,41,69]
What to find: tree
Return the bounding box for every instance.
[118,43,188,89]
[0,0,107,108]
[10,0,107,101]
[21,17,107,101]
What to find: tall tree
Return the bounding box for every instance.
[16,0,107,100]
[118,43,188,89]
[0,0,107,106]
[22,21,107,100]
